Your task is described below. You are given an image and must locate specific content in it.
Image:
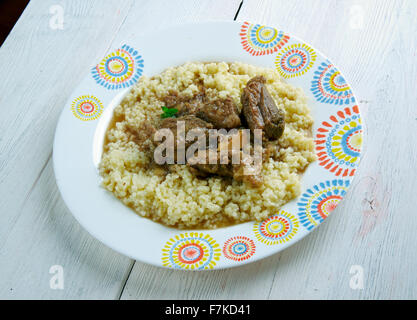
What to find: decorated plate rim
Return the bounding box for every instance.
[53,20,364,271]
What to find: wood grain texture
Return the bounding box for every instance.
[1,0,416,299]
[121,0,417,300]
[0,0,139,300]
[0,0,241,299]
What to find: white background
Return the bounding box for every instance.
[0,0,416,299]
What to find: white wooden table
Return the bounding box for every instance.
[1,0,416,300]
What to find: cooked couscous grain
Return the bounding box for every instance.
[99,62,316,229]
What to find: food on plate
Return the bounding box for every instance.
[99,62,316,229]
[241,75,285,140]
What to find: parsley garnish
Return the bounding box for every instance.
[161,106,178,119]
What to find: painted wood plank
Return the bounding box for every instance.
[121,0,417,300]
[0,160,137,299]
[0,0,138,299]
[0,0,243,299]
[0,0,134,248]
[236,0,417,300]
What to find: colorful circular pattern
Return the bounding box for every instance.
[275,43,317,78]
[71,95,103,121]
[253,211,299,245]
[316,106,363,177]
[223,236,256,261]
[297,179,350,230]
[91,44,144,90]
[240,21,289,56]
[161,233,221,270]
[311,61,355,105]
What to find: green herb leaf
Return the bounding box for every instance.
[161,106,178,119]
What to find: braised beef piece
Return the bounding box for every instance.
[160,114,213,136]
[190,130,264,187]
[159,115,213,149]
[193,160,234,178]
[156,115,213,165]
[241,76,285,140]
[193,152,263,187]
[196,96,241,129]
[190,135,235,178]
[163,91,206,117]
[162,90,241,129]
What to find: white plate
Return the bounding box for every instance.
[53,21,363,270]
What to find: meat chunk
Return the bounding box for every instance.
[191,145,234,178]
[162,91,241,129]
[159,115,213,148]
[196,97,241,129]
[155,115,213,165]
[241,77,264,132]
[241,76,285,140]
[193,150,263,187]
[191,130,263,187]
[260,84,285,139]
[193,163,234,178]
[162,91,205,117]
